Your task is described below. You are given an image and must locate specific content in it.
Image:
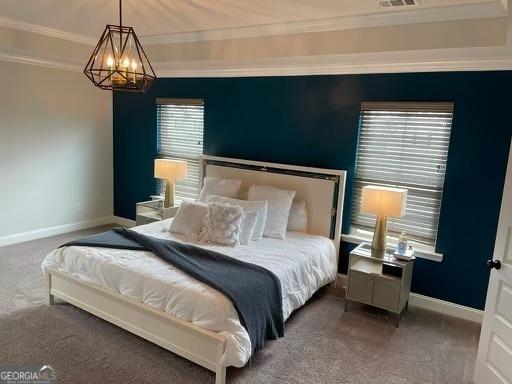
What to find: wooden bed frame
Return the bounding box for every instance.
[44,155,346,384]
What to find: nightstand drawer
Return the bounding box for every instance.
[347,270,374,304]
[372,277,401,312]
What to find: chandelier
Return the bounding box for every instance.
[83,0,156,92]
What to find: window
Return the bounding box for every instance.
[157,98,204,205]
[351,102,454,246]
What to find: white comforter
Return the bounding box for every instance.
[41,219,337,367]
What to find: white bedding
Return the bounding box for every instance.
[41,219,337,367]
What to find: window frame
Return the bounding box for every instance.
[350,101,454,250]
[156,98,205,205]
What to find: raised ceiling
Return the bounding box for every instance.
[0,0,507,39]
[0,0,510,76]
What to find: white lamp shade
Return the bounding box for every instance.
[154,159,187,181]
[361,185,407,218]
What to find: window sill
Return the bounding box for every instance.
[341,231,443,262]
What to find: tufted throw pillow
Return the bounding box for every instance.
[199,202,243,246]
[206,195,267,241]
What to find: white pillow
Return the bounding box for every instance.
[248,186,296,240]
[206,195,267,241]
[169,201,208,238]
[239,210,259,245]
[199,202,242,246]
[287,200,307,232]
[197,177,242,203]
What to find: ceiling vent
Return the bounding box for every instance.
[378,0,419,8]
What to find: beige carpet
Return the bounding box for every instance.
[0,226,480,383]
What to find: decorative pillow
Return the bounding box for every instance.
[169,201,208,238]
[287,200,308,232]
[197,177,242,203]
[248,185,296,240]
[199,202,243,246]
[206,195,267,241]
[239,210,259,245]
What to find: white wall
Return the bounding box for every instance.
[0,61,112,242]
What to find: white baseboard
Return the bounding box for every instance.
[409,293,483,323]
[336,273,483,323]
[0,216,116,248]
[112,216,136,227]
[0,215,138,248]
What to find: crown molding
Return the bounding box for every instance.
[153,47,512,77]
[0,16,96,46]
[1,45,511,77]
[140,2,508,45]
[0,50,82,72]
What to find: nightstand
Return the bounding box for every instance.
[345,242,414,327]
[135,199,178,226]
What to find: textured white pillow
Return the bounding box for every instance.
[197,177,242,203]
[248,186,296,240]
[169,201,208,238]
[287,200,308,232]
[239,210,259,245]
[206,195,267,241]
[199,202,243,246]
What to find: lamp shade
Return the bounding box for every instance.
[154,159,187,181]
[361,185,407,218]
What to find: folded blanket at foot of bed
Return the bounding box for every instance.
[61,227,284,354]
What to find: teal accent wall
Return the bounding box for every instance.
[114,71,512,310]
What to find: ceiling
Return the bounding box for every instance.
[0,0,507,39]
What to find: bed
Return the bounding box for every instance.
[42,155,347,384]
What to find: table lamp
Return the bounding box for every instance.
[361,185,408,252]
[154,159,187,208]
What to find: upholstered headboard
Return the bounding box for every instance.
[199,155,346,252]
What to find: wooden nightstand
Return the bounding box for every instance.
[135,199,178,226]
[345,242,414,327]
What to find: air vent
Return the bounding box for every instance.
[378,0,419,8]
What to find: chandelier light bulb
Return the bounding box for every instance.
[106,55,114,68]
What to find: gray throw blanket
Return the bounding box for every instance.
[61,227,284,354]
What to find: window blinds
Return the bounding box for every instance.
[351,102,454,245]
[156,99,204,204]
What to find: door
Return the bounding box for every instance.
[474,140,512,384]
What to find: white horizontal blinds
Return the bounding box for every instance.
[352,101,454,245]
[156,98,204,204]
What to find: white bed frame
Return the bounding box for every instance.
[44,155,346,384]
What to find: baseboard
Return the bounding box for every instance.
[409,293,483,323]
[336,273,483,324]
[112,216,136,227]
[0,216,116,247]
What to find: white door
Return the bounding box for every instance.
[474,139,512,384]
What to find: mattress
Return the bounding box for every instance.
[41,219,337,367]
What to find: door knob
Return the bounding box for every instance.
[487,260,502,270]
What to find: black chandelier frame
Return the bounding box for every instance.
[83,0,156,92]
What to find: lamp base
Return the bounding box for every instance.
[371,215,387,253]
[164,181,175,208]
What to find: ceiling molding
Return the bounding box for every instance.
[140,2,508,45]
[153,47,512,77]
[0,50,82,72]
[0,16,96,46]
[1,43,511,78]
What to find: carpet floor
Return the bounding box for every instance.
[0,226,480,383]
